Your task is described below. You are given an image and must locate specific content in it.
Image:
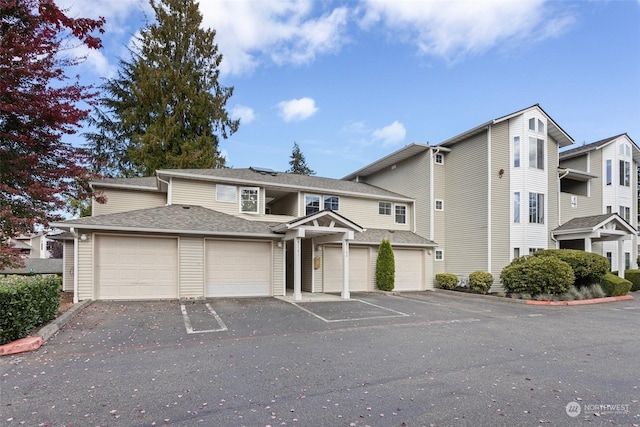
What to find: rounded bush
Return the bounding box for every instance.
[623,269,640,292]
[599,273,632,296]
[375,239,395,291]
[500,255,574,295]
[469,270,493,294]
[435,273,458,290]
[532,249,608,288]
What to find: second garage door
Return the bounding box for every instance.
[95,235,178,300]
[323,246,370,292]
[206,240,272,297]
[394,249,424,291]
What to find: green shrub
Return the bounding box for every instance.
[435,273,458,290]
[624,269,640,292]
[599,273,632,297]
[0,275,61,345]
[533,249,609,288]
[375,239,395,291]
[469,271,493,294]
[500,255,574,295]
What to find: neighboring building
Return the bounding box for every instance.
[9,231,58,259]
[51,104,638,301]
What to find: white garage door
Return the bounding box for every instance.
[96,236,178,300]
[206,240,272,297]
[394,249,424,291]
[323,246,369,293]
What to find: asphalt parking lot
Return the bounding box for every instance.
[1,291,639,426]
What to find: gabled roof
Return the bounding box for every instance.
[353,229,437,247]
[271,209,365,233]
[91,176,160,191]
[438,104,574,148]
[342,143,439,180]
[559,133,640,164]
[553,213,636,236]
[50,204,278,238]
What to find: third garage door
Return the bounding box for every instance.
[206,240,272,297]
[394,249,424,291]
[323,246,369,292]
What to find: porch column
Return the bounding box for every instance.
[584,237,592,253]
[617,239,625,277]
[294,236,302,301]
[341,238,350,300]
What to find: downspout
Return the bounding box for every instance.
[71,227,79,304]
[487,127,492,273]
[554,170,570,248]
[429,147,439,241]
[157,176,171,205]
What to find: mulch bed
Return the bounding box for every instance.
[59,291,74,314]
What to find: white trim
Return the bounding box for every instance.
[239,186,260,214]
[216,184,237,203]
[378,201,392,215]
[434,199,444,211]
[434,153,444,164]
[435,249,444,261]
[394,203,408,225]
[487,126,492,273]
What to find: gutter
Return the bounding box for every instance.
[51,223,280,239]
[70,227,79,304]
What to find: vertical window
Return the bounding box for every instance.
[529,137,544,170]
[216,184,237,202]
[379,201,392,215]
[305,195,320,215]
[619,160,630,186]
[619,144,625,156]
[619,206,630,222]
[606,252,612,268]
[538,119,545,134]
[435,250,443,260]
[435,153,444,164]
[240,188,259,213]
[625,252,631,270]
[529,247,543,254]
[625,145,631,157]
[606,159,612,185]
[513,137,520,167]
[513,192,520,223]
[324,196,339,211]
[571,195,577,208]
[435,199,443,211]
[395,204,407,224]
[528,118,536,131]
[606,206,612,214]
[513,248,520,259]
[529,192,544,224]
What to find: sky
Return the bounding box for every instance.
[59,0,640,179]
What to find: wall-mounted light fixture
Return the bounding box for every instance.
[277,241,283,248]
[80,234,87,241]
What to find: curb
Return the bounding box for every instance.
[0,299,93,356]
[526,295,634,306]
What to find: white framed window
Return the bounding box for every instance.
[529,247,544,254]
[513,192,520,223]
[240,187,259,213]
[324,195,339,211]
[606,159,612,185]
[395,204,407,224]
[379,201,392,215]
[538,119,544,134]
[619,160,630,186]
[305,195,320,215]
[513,248,520,259]
[528,117,536,131]
[216,184,236,202]
[529,137,544,170]
[529,192,544,224]
[619,205,630,222]
[606,252,612,268]
[606,205,612,214]
[435,250,443,261]
[625,252,631,270]
[435,153,444,164]
[571,195,577,208]
[513,136,520,167]
[435,199,443,211]
[625,145,631,157]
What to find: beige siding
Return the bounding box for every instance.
[270,193,298,216]
[490,121,511,277]
[273,243,285,296]
[179,237,204,298]
[559,155,588,171]
[94,189,165,216]
[444,131,488,276]
[77,233,93,300]
[63,240,74,292]
[559,152,602,224]
[337,195,412,230]
[433,154,446,276]
[547,136,560,248]
[302,240,313,292]
[171,178,239,213]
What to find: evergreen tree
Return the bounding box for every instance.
[287,142,315,175]
[85,0,239,177]
[376,239,395,291]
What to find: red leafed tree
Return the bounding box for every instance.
[0,0,105,268]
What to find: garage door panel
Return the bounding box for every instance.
[323,247,369,293]
[394,249,424,292]
[206,240,272,297]
[96,236,178,300]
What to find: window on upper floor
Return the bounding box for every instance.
[513,192,520,223]
[619,160,630,186]
[571,195,577,208]
[513,136,520,168]
[435,199,443,211]
[529,137,544,170]
[324,195,339,211]
[305,195,320,215]
[513,248,520,259]
[395,204,407,224]
[379,201,392,215]
[625,145,631,157]
[538,119,545,134]
[528,118,535,131]
[529,117,544,133]
[619,205,630,222]
[216,184,237,202]
[606,205,612,214]
[435,153,444,164]
[606,160,612,185]
[435,250,443,261]
[240,187,259,213]
[529,192,544,224]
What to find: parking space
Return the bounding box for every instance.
[292,298,409,322]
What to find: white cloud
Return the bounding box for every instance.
[231,105,256,124]
[198,0,350,75]
[371,120,406,147]
[277,97,318,122]
[359,0,574,61]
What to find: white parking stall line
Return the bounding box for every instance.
[181,303,228,334]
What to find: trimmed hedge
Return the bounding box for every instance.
[0,276,61,345]
[435,273,458,290]
[532,249,609,288]
[500,255,574,295]
[623,269,640,292]
[469,271,493,294]
[376,239,395,291]
[599,273,632,297]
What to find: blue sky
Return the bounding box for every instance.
[60,0,640,178]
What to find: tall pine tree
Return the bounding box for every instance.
[287,142,315,176]
[86,0,239,177]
